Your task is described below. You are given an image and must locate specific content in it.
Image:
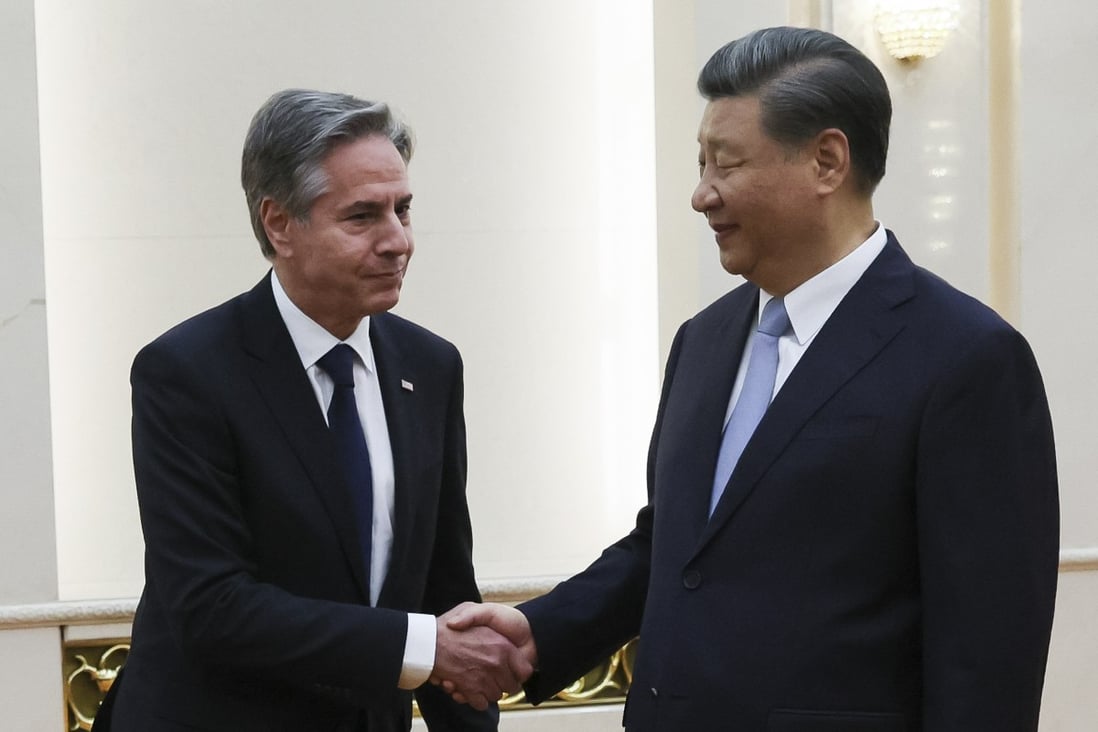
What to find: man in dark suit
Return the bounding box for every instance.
[93,90,529,732]
[441,26,1059,731]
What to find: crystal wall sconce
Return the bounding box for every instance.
[875,1,961,62]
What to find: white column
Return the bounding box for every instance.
[1017,1,1098,726]
[0,0,56,609]
[0,1,64,729]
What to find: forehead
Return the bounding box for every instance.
[697,95,764,149]
[322,134,409,190]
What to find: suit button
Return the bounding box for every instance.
[650,687,658,698]
[683,569,702,589]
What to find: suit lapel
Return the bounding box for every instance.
[238,274,372,602]
[661,286,758,540]
[369,314,419,606]
[696,237,917,551]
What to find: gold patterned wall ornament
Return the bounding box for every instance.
[61,635,636,727]
[64,642,129,731]
[499,638,636,709]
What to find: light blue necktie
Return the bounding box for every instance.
[709,297,791,516]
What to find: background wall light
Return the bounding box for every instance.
[875,1,960,62]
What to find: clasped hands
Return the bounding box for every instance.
[431,602,537,710]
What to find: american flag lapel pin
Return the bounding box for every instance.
[401,379,414,392]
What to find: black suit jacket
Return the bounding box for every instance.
[521,234,1059,731]
[97,274,496,732]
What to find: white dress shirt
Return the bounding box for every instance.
[723,223,889,426]
[271,272,435,689]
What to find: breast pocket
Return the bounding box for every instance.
[767,708,907,731]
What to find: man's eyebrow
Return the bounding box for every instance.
[340,194,414,214]
[342,200,383,213]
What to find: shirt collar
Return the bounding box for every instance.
[270,271,375,373]
[759,223,888,345]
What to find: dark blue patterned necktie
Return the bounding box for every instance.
[316,344,373,590]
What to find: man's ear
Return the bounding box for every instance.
[259,198,295,257]
[812,128,852,196]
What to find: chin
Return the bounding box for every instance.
[719,254,745,277]
[366,291,401,315]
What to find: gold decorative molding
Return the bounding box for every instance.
[500,639,636,710]
[57,634,631,728]
[63,641,128,731]
[987,0,1021,324]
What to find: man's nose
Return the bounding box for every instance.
[691,179,719,213]
[376,214,411,254]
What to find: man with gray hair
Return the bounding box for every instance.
[442,26,1058,731]
[93,89,527,731]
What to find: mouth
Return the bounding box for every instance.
[710,223,738,241]
[369,266,407,280]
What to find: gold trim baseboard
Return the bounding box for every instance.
[57,636,633,729]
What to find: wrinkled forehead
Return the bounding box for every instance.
[696,95,763,148]
[322,135,409,181]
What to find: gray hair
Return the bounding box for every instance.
[241,89,414,258]
[698,26,891,194]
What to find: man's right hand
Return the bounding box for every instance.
[431,603,538,709]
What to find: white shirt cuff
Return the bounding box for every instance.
[397,612,437,689]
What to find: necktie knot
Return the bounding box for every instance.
[317,344,357,388]
[758,297,790,338]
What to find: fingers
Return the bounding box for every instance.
[440,600,492,631]
[445,602,534,654]
[433,615,531,709]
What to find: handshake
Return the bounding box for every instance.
[431,602,538,711]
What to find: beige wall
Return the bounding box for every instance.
[1,0,1095,729]
[37,0,659,598]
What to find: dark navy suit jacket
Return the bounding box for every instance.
[521,234,1059,731]
[97,274,495,732]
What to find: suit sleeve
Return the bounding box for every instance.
[916,326,1058,731]
[518,320,690,703]
[131,339,408,702]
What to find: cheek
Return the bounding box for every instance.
[746,178,801,218]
